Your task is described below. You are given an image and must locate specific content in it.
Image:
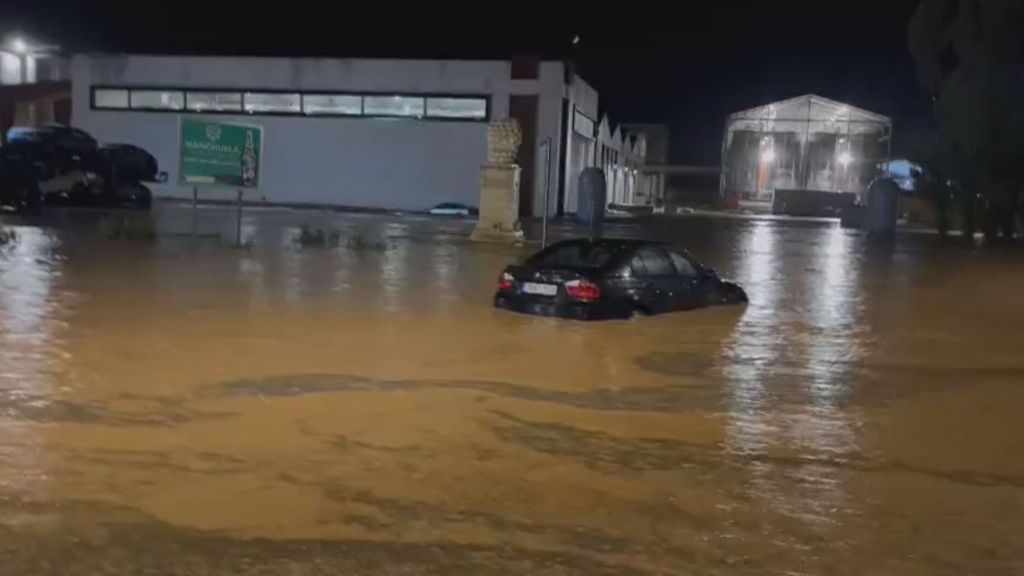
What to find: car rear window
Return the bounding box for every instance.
[528,243,621,269]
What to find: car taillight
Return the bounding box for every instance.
[498,272,515,292]
[565,279,601,301]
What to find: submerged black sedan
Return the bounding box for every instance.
[494,238,747,320]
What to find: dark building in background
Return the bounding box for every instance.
[618,123,669,208]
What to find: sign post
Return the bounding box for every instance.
[179,119,262,246]
[538,138,552,248]
[191,186,198,239]
[236,190,244,246]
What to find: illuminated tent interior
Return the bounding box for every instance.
[721,95,892,205]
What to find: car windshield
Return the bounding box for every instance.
[527,242,623,270]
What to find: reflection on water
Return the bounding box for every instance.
[0,207,1023,574]
[0,227,64,503]
[723,221,780,452]
[725,224,867,523]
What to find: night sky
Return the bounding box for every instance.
[4,0,929,164]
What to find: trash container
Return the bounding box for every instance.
[866,178,900,236]
[577,167,607,237]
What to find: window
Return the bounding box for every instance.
[302,94,361,115]
[94,88,129,109]
[628,255,647,277]
[426,97,487,120]
[0,52,18,85]
[130,89,184,110]
[25,56,37,83]
[186,91,242,112]
[91,86,486,122]
[574,110,595,137]
[363,95,424,118]
[244,92,300,114]
[636,247,676,277]
[528,242,619,270]
[669,252,699,278]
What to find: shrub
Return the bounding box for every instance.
[99,215,157,241]
[345,233,388,252]
[296,224,341,248]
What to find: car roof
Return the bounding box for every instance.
[542,238,702,265]
[546,238,666,251]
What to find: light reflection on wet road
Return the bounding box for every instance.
[0,206,1022,574]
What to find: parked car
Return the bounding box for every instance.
[7,125,99,156]
[100,143,160,183]
[2,126,158,210]
[429,202,478,217]
[494,238,747,320]
[0,143,45,212]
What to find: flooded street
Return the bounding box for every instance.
[1,205,1022,575]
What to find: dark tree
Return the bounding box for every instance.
[909,0,1024,241]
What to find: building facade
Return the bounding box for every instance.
[70,54,623,216]
[1,42,70,141]
[620,123,670,207]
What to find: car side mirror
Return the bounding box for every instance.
[156,171,169,183]
[702,267,719,280]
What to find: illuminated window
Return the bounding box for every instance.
[130,89,184,110]
[0,53,20,84]
[244,92,300,114]
[93,88,129,109]
[425,97,487,120]
[302,94,361,115]
[574,110,595,137]
[186,91,242,112]
[363,95,424,118]
[92,86,487,122]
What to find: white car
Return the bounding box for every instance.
[429,202,478,217]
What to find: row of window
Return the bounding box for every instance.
[536,243,699,278]
[91,87,489,120]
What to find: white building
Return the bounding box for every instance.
[70,54,635,216]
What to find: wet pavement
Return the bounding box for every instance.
[1,204,1023,574]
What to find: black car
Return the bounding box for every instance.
[494,238,747,320]
[2,126,158,210]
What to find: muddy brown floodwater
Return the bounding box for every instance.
[0,205,1023,575]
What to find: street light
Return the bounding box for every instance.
[10,37,27,54]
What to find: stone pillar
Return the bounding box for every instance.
[471,163,523,242]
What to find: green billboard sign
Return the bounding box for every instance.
[180,119,262,188]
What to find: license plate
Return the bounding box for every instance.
[522,282,557,296]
